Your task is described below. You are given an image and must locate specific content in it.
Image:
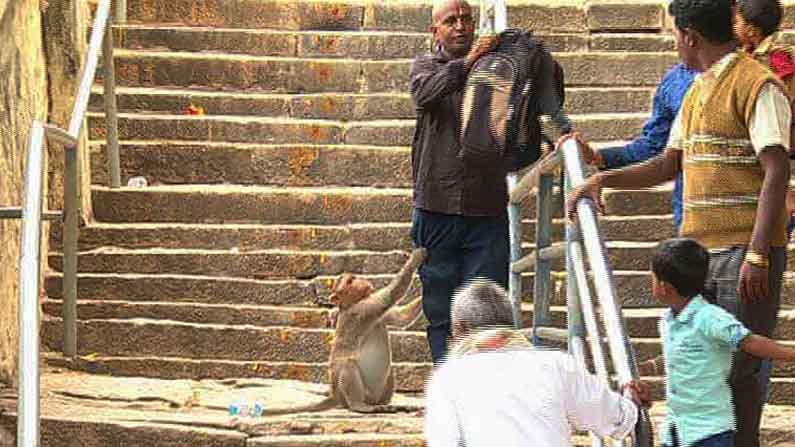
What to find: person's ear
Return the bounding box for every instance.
[685,28,699,48]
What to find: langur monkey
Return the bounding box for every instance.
[243,247,427,420]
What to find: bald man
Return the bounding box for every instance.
[409,0,516,364]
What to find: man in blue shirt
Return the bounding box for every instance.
[589,63,697,231]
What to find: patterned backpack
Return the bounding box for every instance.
[459,28,570,170]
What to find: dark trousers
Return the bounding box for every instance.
[701,246,785,447]
[665,427,735,447]
[411,208,510,364]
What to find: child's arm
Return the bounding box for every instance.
[740,334,795,361]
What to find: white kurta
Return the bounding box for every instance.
[424,349,638,447]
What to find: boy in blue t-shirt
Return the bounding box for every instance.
[639,238,795,447]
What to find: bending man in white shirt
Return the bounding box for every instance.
[424,278,645,447]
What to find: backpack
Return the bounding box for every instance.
[459,29,567,170]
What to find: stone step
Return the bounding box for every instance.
[123,1,632,34]
[36,348,795,406]
[38,297,795,342]
[92,185,671,224]
[40,317,433,363]
[87,86,654,118]
[47,248,413,278]
[123,0,795,36]
[105,49,678,92]
[91,185,414,224]
[86,112,648,145]
[52,240,777,278]
[110,24,735,56]
[87,143,414,189]
[0,413,249,447]
[40,299,523,332]
[44,269,795,311]
[90,184,672,224]
[39,313,795,369]
[48,217,675,254]
[111,25,431,59]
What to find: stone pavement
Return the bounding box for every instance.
[1,367,795,446]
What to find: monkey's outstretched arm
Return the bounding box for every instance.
[358,248,426,321]
[383,295,423,330]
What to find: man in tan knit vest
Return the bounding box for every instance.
[567,0,790,445]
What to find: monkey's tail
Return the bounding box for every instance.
[261,396,338,416]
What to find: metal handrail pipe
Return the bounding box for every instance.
[567,238,609,381]
[43,124,77,148]
[67,0,112,138]
[560,138,636,385]
[509,150,561,204]
[0,207,61,221]
[538,242,565,261]
[510,252,535,273]
[17,122,46,447]
[507,173,524,327]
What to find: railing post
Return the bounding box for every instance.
[62,144,79,358]
[531,173,554,345]
[102,10,121,188]
[507,173,523,328]
[17,122,46,447]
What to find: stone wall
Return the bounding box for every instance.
[43,0,91,219]
[0,0,49,385]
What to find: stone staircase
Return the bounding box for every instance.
[10,0,795,445]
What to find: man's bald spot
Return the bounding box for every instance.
[432,0,472,25]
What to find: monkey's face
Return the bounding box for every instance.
[329,274,375,308]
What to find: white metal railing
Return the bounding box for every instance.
[2,0,124,444]
[507,139,655,447]
[477,1,652,444]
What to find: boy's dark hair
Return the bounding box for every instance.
[737,0,782,38]
[652,238,710,298]
[669,0,735,44]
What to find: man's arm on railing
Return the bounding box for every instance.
[566,146,681,217]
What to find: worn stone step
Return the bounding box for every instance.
[87,143,414,188]
[40,296,795,341]
[87,112,648,145]
[41,350,795,406]
[89,89,418,120]
[90,184,671,224]
[88,86,654,118]
[109,24,718,56]
[106,50,678,92]
[92,185,413,224]
[53,242,726,278]
[49,216,674,254]
[111,25,431,59]
[44,268,795,311]
[40,317,432,363]
[40,300,529,332]
[0,412,248,447]
[51,222,414,252]
[107,24,730,58]
[44,273,333,307]
[124,1,593,33]
[121,0,795,36]
[48,248,411,278]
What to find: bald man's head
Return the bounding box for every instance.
[430,0,475,57]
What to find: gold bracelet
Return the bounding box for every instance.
[745,250,770,269]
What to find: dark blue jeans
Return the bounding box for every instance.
[665,428,734,447]
[411,208,510,364]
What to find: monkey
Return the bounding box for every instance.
[239,247,427,421]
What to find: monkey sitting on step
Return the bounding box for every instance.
[240,247,427,421]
